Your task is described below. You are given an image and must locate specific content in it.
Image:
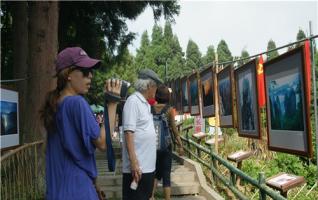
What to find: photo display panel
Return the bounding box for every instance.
[181,76,190,113]
[217,65,235,127]
[264,45,312,157]
[189,72,200,116]
[1,88,20,149]
[200,66,215,117]
[234,60,261,138]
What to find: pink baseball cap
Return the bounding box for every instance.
[55,47,101,73]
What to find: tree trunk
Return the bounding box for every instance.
[24,2,58,142]
[12,1,29,143]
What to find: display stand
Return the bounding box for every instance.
[266,173,305,198]
[192,132,207,157]
[205,137,224,146]
[227,150,253,186]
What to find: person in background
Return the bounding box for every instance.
[96,112,103,126]
[40,47,121,200]
[150,85,184,200]
[122,69,163,200]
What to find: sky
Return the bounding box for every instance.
[127,0,318,57]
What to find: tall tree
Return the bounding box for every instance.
[163,22,184,80]
[25,2,59,142]
[296,29,306,47]
[237,49,250,66]
[185,39,202,74]
[135,31,152,72]
[166,35,185,79]
[217,39,233,64]
[266,39,279,61]
[202,45,215,65]
[150,24,167,79]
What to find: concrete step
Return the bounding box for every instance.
[99,185,122,199]
[158,182,200,195]
[171,165,191,172]
[157,195,207,200]
[97,175,122,187]
[171,171,196,182]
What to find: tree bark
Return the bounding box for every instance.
[24,2,58,142]
[12,1,29,143]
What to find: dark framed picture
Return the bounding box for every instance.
[181,76,190,113]
[234,59,261,139]
[200,66,215,117]
[217,65,235,127]
[174,78,182,113]
[189,72,200,116]
[1,88,20,149]
[264,45,312,157]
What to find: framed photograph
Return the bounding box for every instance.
[234,59,261,138]
[1,88,20,149]
[189,72,200,116]
[200,66,215,117]
[174,78,182,113]
[181,76,190,113]
[264,46,312,157]
[217,65,235,127]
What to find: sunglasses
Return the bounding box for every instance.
[70,67,93,77]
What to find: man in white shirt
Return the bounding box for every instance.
[122,69,163,200]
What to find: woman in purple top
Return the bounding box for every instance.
[40,47,121,200]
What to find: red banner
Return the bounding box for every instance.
[257,55,265,108]
[304,40,311,105]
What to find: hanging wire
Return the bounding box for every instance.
[1,72,56,83]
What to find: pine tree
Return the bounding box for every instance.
[185,39,202,74]
[295,29,306,47]
[202,45,215,65]
[237,49,250,66]
[217,39,233,64]
[266,39,279,61]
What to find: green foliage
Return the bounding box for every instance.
[217,39,233,64]
[86,48,136,105]
[134,22,185,81]
[202,45,215,65]
[237,49,250,66]
[58,1,180,60]
[297,29,307,41]
[266,39,279,60]
[242,152,317,187]
[185,39,202,73]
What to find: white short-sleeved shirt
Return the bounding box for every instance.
[122,92,156,173]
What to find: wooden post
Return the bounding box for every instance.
[213,63,220,154]
[258,172,266,200]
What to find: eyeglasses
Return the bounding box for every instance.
[69,67,93,77]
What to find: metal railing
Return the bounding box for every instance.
[178,127,287,200]
[1,141,45,200]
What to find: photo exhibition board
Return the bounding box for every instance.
[1,88,19,149]
[174,78,182,113]
[200,66,215,117]
[217,65,235,127]
[234,59,261,139]
[264,45,312,157]
[181,76,190,113]
[189,72,200,116]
